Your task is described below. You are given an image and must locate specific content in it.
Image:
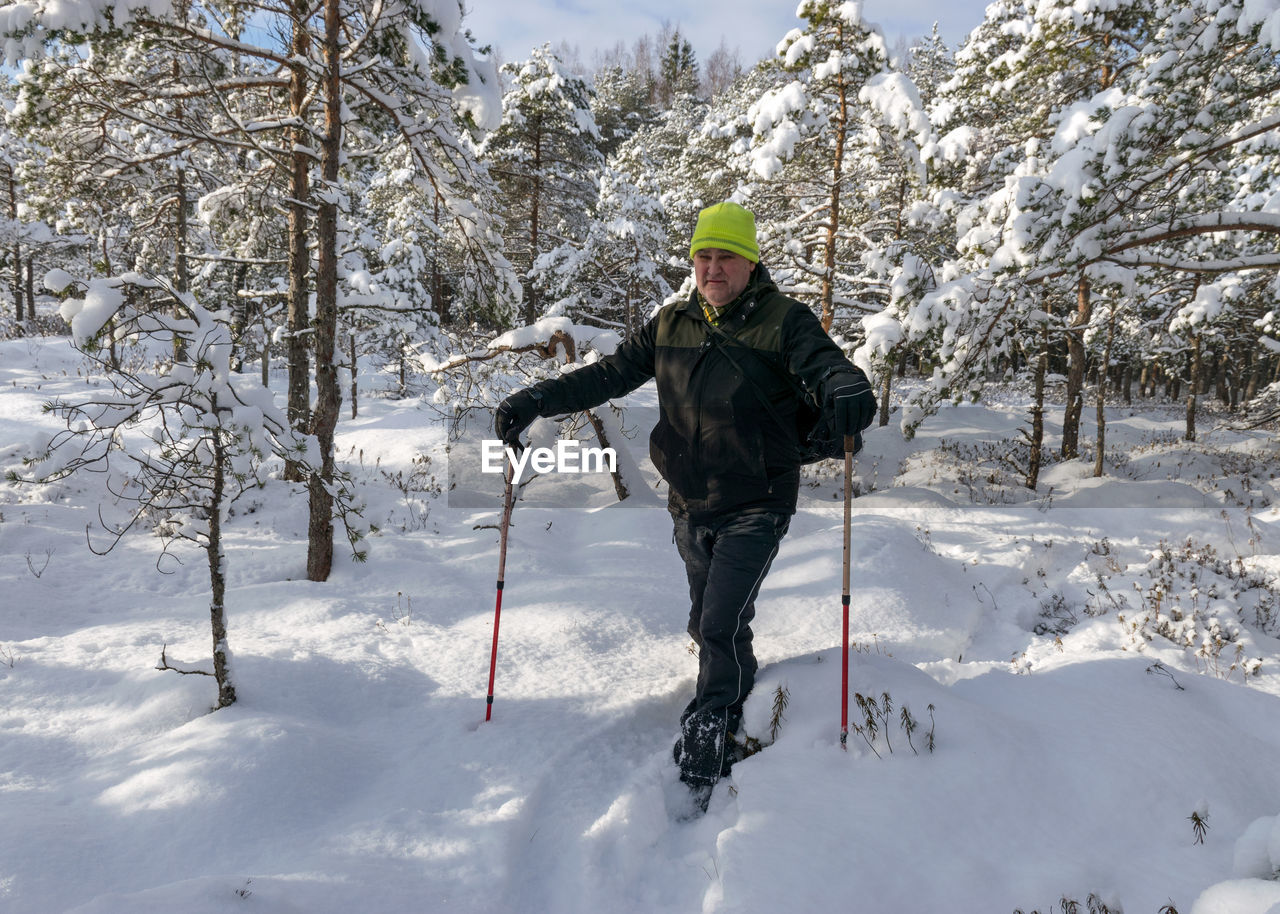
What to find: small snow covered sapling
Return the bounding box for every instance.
[24,548,53,579]
[377,453,442,532]
[1013,890,1126,911]
[1189,803,1210,845]
[394,592,413,627]
[850,692,936,757]
[1014,892,1124,914]
[722,684,796,765]
[736,684,791,761]
[1145,661,1186,690]
[21,271,338,710]
[769,682,789,742]
[851,692,881,757]
[900,704,918,754]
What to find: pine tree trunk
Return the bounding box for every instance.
[626,246,639,338]
[1245,349,1262,402]
[259,292,271,387]
[307,0,343,583]
[5,163,20,324]
[878,361,892,427]
[209,434,236,709]
[1214,349,1230,407]
[174,157,189,363]
[1061,275,1091,459]
[284,12,313,482]
[432,194,445,323]
[819,23,848,333]
[24,255,34,323]
[1027,315,1049,489]
[1186,335,1201,442]
[101,233,119,371]
[1094,308,1115,478]
[349,331,358,420]
[525,125,542,325]
[230,263,248,371]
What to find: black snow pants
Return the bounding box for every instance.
[672,509,790,788]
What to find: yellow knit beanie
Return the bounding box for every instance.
[689,202,759,263]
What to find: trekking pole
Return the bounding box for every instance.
[485,457,516,722]
[840,434,854,749]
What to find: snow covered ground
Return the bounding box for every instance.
[6,334,1280,914]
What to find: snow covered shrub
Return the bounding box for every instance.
[1027,534,1274,681]
[1116,539,1270,679]
[339,447,443,534]
[379,453,443,533]
[900,437,1059,502]
[800,452,880,496]
[1035,592,1079,636]
[1115,436,1277,511]
[0,310,68,340]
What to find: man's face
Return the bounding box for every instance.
[694,248,756,308]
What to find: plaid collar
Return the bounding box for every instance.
[698,285,753,327]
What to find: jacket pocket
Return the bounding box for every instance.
[650,415,706,499]
[698,387,770,487]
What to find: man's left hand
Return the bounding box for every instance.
[831,372,877,436]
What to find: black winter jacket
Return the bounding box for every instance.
[527,265,870,519]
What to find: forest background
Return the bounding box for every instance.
[2,0,1280,666]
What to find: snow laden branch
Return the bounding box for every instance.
[1009,2,1280,281]
[340,63,519,313]
[425,319,586,372]
[888,0,1280,444]
[427,317,637,502]
[740,0,931,330]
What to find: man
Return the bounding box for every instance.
[495,202,875,812]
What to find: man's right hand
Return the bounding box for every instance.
[494,389,543,452]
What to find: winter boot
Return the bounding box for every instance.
[675,700,748,779]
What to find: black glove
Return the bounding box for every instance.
[830,371,876,437]
[494,388,543,452]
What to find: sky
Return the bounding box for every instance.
[462,0,995,68]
